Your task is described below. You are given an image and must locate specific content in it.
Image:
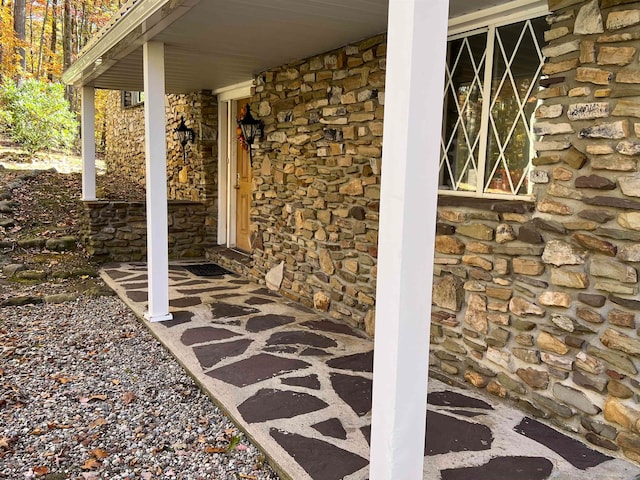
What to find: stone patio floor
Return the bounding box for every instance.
[100,261,640,480]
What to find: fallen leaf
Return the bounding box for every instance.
[89,394,107,401]
[111,379,120,385]
[205,445,227,454]
[90,448,109,459]
[238,475,257,480]
[0,437,11,449]
[33,466,49,476]
[81,458,100,470]
[122,391,137,404]
[30,428,44,435]
[89,417,107,428]
[235,444,248,451]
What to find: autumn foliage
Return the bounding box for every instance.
[1,0,123,83]
[0,0,122,152]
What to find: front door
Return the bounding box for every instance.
[235,98,252,252]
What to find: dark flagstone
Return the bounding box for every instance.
[440,456,554,480]
[245,296,275,305]
[230,279,251,285]
[121,282,149,289]
[301,319,364,337]
[251,287,278,296]
[174,280,214,287]
[238,389,329,423]
[126,290,148,302]
[170,297,202,308]
[281,374,321,390]
[449,409,487,418]
[301,347,330,356]
[312,418,347,440]
[327,351,373,372]
[267,331,337,349]
[176,288,219,295]
[514,417,612,470]
[125,274,148,282]
[425,410,493,456]
[161,311,194,328]
[270,429,368,480]
[428,391,494,410]
[214,293,239,300]
[246,314,296,333]
[169,275,188,282]
[105,269,133,280]
[181,326,240,346]
[330,373,372,416]
[211,302,260,319]
[264,345,298,354]
[360,425,371,444]
[207,353,311,387]
[193,339,253,369]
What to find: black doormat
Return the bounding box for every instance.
[183,263,232,277]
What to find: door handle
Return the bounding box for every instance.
[234,172,240,189]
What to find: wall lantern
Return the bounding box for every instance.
[237,104,263,162]
[174,115,195,162]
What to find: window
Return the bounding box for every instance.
[121,90,144,108]
[439,14,546,198]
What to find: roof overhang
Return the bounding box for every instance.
[62,0,548,94]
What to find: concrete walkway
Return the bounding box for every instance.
[101,261,640,480]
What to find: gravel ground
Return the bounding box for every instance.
[0,296,281,480]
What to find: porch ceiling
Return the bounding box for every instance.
[63,0,542,94]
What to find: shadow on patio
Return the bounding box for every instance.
[101,261,640,480]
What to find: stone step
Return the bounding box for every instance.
[0,235,79,252]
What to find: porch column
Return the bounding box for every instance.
[369,0,448,478]
[143,40,172,322]
[81,85,96,201]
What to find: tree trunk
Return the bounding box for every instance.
[48,0,58,81]
[13,0,26,82]
[36,0,50,79]
[63,0,73,103]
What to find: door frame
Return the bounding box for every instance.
[215,81,253,248]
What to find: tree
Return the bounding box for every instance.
[13,0,26,82]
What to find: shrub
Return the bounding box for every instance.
[0,80,78,154]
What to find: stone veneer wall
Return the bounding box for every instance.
[81,200,208,261]
[103,89,219,243]
[427,0,640,462]
[244,35,386,332]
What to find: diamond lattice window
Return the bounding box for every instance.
[440,15,546,197]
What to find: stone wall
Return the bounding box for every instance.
[244,35,386,332]
[103,89,219,243]
[81,200,208,261]
[428,0,640,462]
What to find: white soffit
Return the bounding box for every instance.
[63,0,549,93]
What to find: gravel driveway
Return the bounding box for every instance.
[0,296,280,480]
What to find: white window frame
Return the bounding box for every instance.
[441,0,549,201]
[121,90,144,108]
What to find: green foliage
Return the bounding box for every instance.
[0,79,78,154]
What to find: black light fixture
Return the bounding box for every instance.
[237,104,263,162]
[174,115,195,162]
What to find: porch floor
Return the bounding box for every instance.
[100,262,640,480]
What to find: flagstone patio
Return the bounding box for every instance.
[101,262,640,480]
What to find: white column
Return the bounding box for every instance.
[369,0,448,479]
[143,41,172,322]
[81,85,96,201]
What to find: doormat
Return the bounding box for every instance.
[183,263,232,277]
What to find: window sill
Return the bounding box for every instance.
[437,194,535,214]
